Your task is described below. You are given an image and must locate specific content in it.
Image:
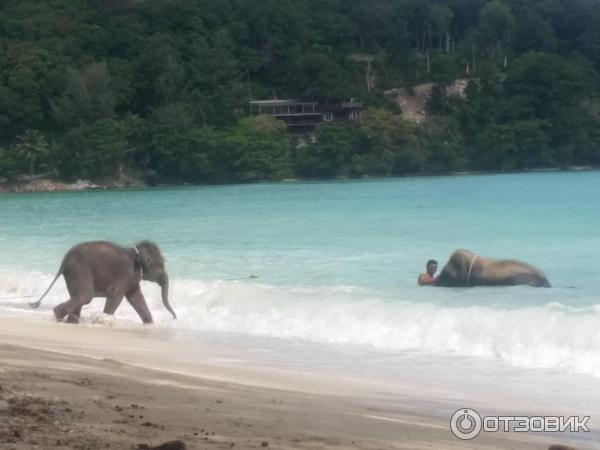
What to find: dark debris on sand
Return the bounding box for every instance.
[137,440,186,450]
[0,370,195,450]
[0,381,102,448]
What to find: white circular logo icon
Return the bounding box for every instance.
[450,408,482,440]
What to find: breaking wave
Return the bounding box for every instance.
[1,269,600,377]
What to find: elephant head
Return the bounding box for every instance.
[434,249,473,287]
[136,240,177,319]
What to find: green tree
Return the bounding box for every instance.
[14,129,49,176]
[226,115,291,182]
[290,52,348,102]
[478,0,515,59]
[51,62,116,127]
[505,52,591,118]
[295,123,359,178]
[0,146,11,178]
[511,9,557,54]
[146,103,207,181]
[418,117,468,173]
[0,40,53,141]
[472,119,552,170]
[430,4,454,53]
[60,119,127,179]
[359,108,421,175]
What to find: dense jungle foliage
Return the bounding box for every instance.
[1,0,600,183]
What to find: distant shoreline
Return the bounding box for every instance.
[0,176,146,194]
[1,165,598,194]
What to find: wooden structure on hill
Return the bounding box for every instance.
[321,101,363,122]
[248,99,363,134]
[248,100,322,134]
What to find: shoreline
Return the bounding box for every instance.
[1,166,598,195]
[0,176,146,194]
[0,316,594,449]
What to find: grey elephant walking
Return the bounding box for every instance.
[30,241,177,324]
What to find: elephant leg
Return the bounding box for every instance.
[103,295,124,315]
[72,305,83,320]
[67,296,94,323]
[126,288,153,324]
[53,300,71,321]
[58,269,93,323]
[103,282,127,315]
[54,302,83,322]
[61,294,93,324]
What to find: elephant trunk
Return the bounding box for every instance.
[159,274,177,319]
[433,269,452,287]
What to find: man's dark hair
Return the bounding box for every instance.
[426,259,437,267]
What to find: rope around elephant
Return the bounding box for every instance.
[465,254,479,286]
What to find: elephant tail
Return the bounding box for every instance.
[29,266,63,309]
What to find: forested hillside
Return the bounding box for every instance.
[1,0,600,183]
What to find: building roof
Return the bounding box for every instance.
[321,102,363,112]
[249,99,318,106]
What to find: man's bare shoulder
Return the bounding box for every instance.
[418,273,434,286]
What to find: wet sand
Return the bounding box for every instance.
[0,317,589,449]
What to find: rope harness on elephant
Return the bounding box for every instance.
[133,246,143,282]
[466,254,479,286]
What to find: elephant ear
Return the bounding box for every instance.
[138,247,152,271]
[447,251,464,278]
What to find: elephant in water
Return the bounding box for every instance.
[434,249,550,287]
[30,241,177,324]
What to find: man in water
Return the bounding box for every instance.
[418,260,438,285]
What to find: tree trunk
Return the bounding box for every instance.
[427,26,431,50]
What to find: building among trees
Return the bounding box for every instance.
[321,101,363,123]
[248,100,363,134]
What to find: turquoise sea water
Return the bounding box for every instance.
[1,172,600,376]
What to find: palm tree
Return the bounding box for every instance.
[15,129,49,176]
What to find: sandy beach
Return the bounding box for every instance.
[0,316,590,450]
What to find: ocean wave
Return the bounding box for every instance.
[1,269,600,377]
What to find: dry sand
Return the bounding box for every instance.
[0,317,588,449]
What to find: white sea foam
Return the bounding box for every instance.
[2,269,600,377]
